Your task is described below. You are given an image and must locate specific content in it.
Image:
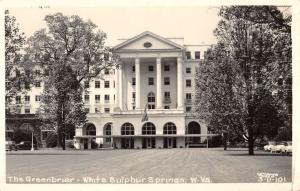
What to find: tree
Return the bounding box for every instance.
[195,6,291,155]
[5,10,30,106]
[25,13,119,149]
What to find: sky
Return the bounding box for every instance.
[8,6,221,46]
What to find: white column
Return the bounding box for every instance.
[156,57,162,109]
[118,63,123,110]
[135,58,141,109]
[177,57,183,109]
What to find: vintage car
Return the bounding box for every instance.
[16,141,37,150]
[5,141,18,151]
[263,141,276,152]
[282,141,292,156]
[271,141,287,153]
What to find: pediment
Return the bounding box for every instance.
[113,31,184,51]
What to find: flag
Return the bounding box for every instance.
[141,104,148,122]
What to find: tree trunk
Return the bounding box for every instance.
[248,127,254,155]
[62,132,65,150]
[223,132,228,150]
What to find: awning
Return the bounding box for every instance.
[74,134,220,139]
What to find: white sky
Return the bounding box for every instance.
[8,7,221,46]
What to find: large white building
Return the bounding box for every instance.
[6,31,214,149]
[74,31,213,149]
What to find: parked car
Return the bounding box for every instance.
[16,141,37,150]
[271,141,286,153]
[282,141,292,156]
[5,141,18,151]
[263,141,276,152]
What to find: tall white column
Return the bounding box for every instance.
[156,57,162,109]
[118,63,123,110]
[177,57,183,109]
[135,58,141,109]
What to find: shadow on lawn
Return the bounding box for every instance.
[6,153,87,155]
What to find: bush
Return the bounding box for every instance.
[46,132,57,148]
[66,140,74,148]
[91,140,98,149]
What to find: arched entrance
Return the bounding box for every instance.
[142,122,156,148]
[121,123,134,149]
[83,123,96,149]
[163,122,177,148]
[103,123,112,144]
[187,121,201,146]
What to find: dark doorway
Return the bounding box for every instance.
[187,121,201,145]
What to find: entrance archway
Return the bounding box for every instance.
[121,122,134,149]
[83,123,96,149]
[187,121,201,146]
[142,122,156,148]
[163,122,177,148]
[103,123,112,144]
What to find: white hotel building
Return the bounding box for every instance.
[74,31,214,149]
[6,31,215,149]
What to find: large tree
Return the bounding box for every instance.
[195,6,291,155]
[25,13,119,149]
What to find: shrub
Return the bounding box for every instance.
[46,132,57,148]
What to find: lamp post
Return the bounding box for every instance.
[31,131,34,151]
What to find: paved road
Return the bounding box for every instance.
[6,148,292,183]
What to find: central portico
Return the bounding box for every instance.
[114,31,185,112]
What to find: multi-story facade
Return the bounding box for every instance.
[74,31,214,149]
[6,31,215,149]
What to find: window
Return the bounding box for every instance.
[95,108,100,113]
[113,81,115,88]
[186,51,191,59]
[186,79,192,87]
[186,93,192,100]
[44,69,49,76]
[16,108,21,114]
[132,92,136,103]
[164,92,170,99]
[186,67,191,74]
[147,92,155,109]
[24,82,30,90]
[164,77,170,85]
[25,95,30,104]
[186,106,192,112]
[132,65,135,72]
[35,82,41,87]
[163,122,176,134]
[142,122,156,135]
[25,108,30,114]
[164,65,170,71]
[95,95,100,103]
[104,69,110,75]
[164,105,170,109]
[148,65,154,72]
[104,95,110,103]
[121,123,134,135]
[104,81,110,88]
[195,51,200,59]
[95,81,100,88]
[84,81,89,89]
[104,108,110,113]
[35,95,40,102]
[16,96,21,104]
[164,92,171,103]
[132,78,136,86]
[84,108,90,113]
[35,70,41,76]
[84,95,89,103]
[148,77,154,85]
